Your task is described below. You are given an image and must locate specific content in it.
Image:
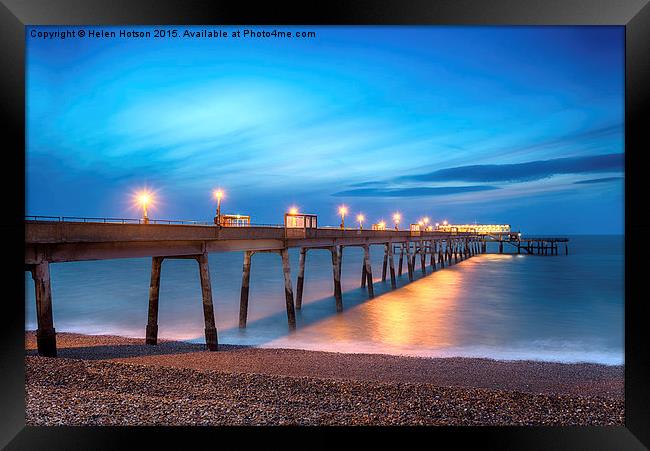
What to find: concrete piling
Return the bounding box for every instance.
[431,241,437,270]
[280,248,297,329]
[31,261,57,357]
[197,252,218,351]
[363,244,374,298]
[405,242,414,281]
[296,248,307,310]
[388,243,397,289]
[239,251,252,328]
[331,246,343,312]
[146,256,163,345]
[420,241,426,275]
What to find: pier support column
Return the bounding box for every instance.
[398,243,404,276]
[517,242,521,254]
[31,261,56,357]
[431,241,437,270]
[239,251,253,328]
[146,256,163,345]
[337,246,344,280]
[405,242,414,281]
[439,242,444,268]
[197,252,218,351]
[382,244,388,282]
[454,241,459,263]
[330,246,343,312]
[280,249,297,329]
[296,248,307,310]
[420,242,426,276]
[565,244,569,255]
[499,241,504,254]
[388,243,397,289]
[363,245,375,298]
[361,258,367,288]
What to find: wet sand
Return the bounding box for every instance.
[25,332,624,426]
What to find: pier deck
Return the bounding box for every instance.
[24,218,569,357]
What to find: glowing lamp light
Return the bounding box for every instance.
[356,214,365,229]
[443,220,448,226]
[213,189,225,226]
[135,190,154,223]
[289,206,299,215]
[138,193,151,207]
[392,212,401,231]
[423,217,429,225]
[338,205,348,229]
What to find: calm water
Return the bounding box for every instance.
[25,235,624,365]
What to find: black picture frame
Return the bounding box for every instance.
[2,0,648,448]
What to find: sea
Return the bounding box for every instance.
[25,235,624,365]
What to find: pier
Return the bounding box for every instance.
[24,216,569,357]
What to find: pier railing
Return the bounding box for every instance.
[24,216,474,237]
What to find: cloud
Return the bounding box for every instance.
[346,181,384,188]
[574,176,624,184]
[397,153,623,183]
[332,185,500,198]
[503,124,622,156]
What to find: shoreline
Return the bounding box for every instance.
[25,332,624,426]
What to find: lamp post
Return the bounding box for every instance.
[423,216,430,231]
[339,206,348,229]
[393,213,401,231]
[213,189,224,225]
[357,214,364,230]
[138,193,151,224]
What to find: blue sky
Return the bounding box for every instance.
[26,26,624,234]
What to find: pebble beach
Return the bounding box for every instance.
[25,332,624,426]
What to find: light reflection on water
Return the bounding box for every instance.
[25,236,624,364]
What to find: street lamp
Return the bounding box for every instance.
[213,189,224,225]
[137,191,152,224]
[339,205,348,229]
[357,214,365,229]
[393,213,401,231]
[443,219,448,226]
